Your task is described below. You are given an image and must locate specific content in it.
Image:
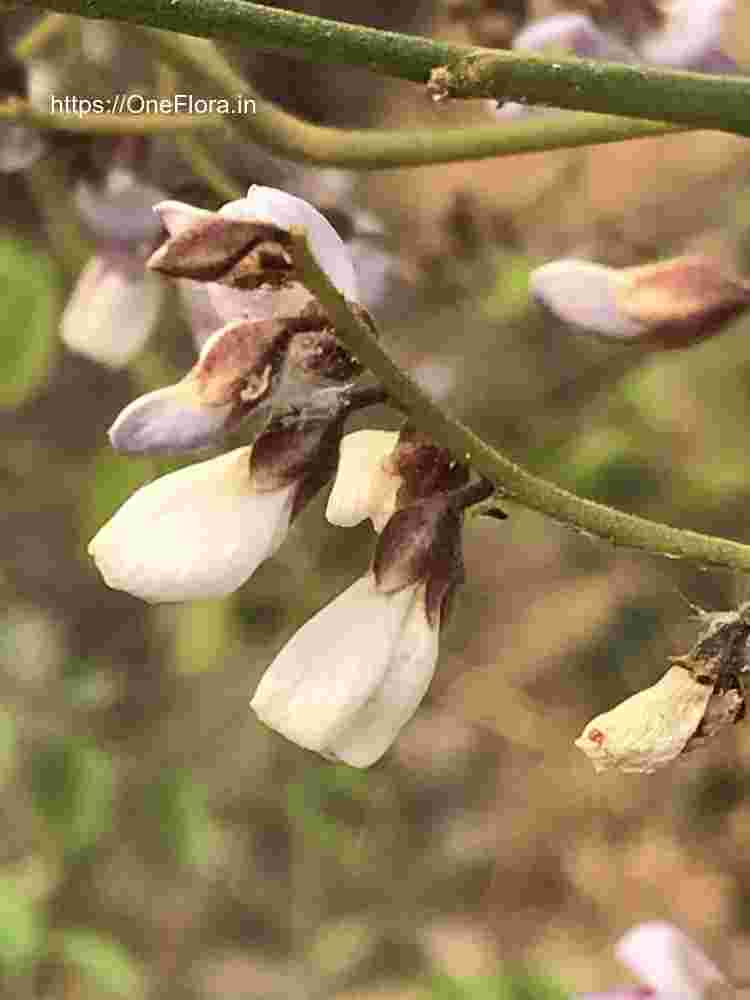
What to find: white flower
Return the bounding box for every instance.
[325,430,400,532]
[88,446,295,602]
[251,574,439,767]
[60,251,164,368]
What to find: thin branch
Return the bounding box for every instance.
[0,97,224,134]
[289,226,750,575]
[23,0,750,136]
[173,132,243,200]
[142,30,680,169]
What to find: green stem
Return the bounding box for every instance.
[289,227,750,574]
[145,30,679,168]
[22,0,750,135]
[0,97,224,134]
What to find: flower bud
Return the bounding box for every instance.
[530,255,750,350]
[575,664,715,773]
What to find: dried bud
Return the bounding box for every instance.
[575,664,715,773]
[577,604,750,773]
[530,255,750,350]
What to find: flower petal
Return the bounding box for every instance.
[60,252,163,367]
[529,259,647,339]
[327,584,439,767]
[638,0,737,72]
[325,430,400,530]
[207,280,314,326]
[75,169,166,245]
[108,381,232,454]
[251,575,417,757]
[176,279,224,349]
[513,13,635,61]
[89,447,295,602]
[615,922,726,999]
[221,185,359,300]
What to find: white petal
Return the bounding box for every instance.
[153,200,214,238]
[615,922,726,999]
[89,447,295,602]
[325,430,400,531]
[327,586,439,767]
[251,576,417,756]
[108,381,232,454]
[529,259,646,339]
[60,254,163,367]
[220,186,359,300]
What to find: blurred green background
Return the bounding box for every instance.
[3,1,750,997]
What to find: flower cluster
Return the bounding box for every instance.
[87,185,483,767]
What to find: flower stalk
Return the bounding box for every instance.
[25,0,750,136]
[289,225,750,574]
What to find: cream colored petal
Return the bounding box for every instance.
[61,255,163,368]
[325,430,400,530]
[89,447,295,602]
[327,585,439,767]
[153,199,214,238]
[575,665,713,773]
[251,575,417,755]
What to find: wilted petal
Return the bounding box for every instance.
[616,255,750,347]
[89,446,296,602]
[251,575,432,765]
[529,259,646,339]
[616,922,726,999]
[148,200,291,284]
[325,429,401,531]
[639,0,737,72]
[221,185,359,301]
[61,252,163,367]
[108,381,232,454]
[575,665,714,773]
